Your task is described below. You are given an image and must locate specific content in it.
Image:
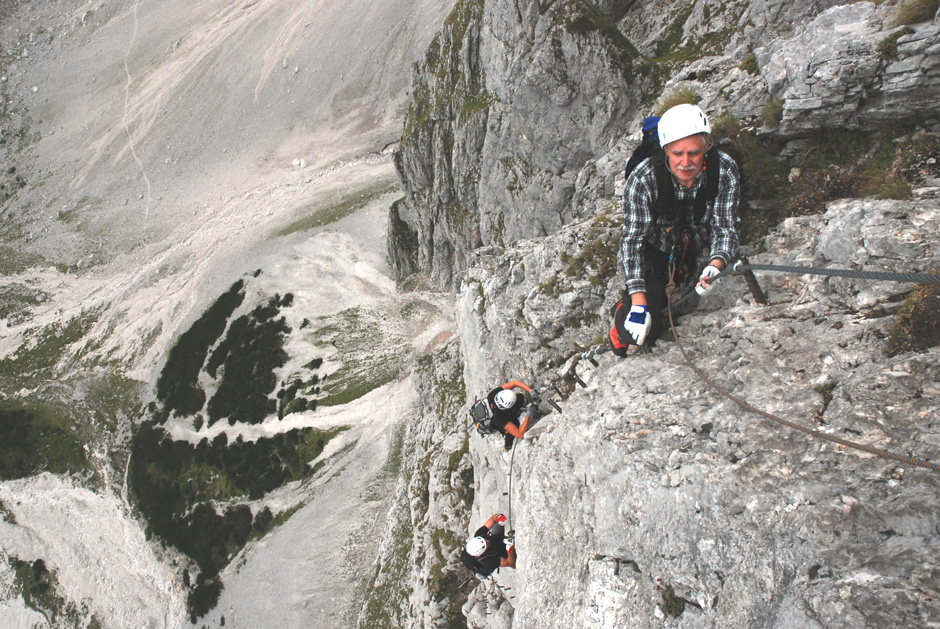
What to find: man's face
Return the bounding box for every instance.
[665,134,707,188]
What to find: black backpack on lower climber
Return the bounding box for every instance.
[460,548,496,578]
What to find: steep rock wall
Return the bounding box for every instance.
[392,0,653,287]
[355,338,476,628]
[391,0,940,287]
[458,195,940,627]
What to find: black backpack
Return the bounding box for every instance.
[468,398,496,436]
[460,549,496,578]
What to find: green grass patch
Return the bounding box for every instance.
[318,367,397,407]
[886,283,940,357]
[562,216,621,287]
[0,242,46,275]
[878,27,916,62]
[0,310,102,386]
[661,584,686,617]
[0,499,14,523]
[0,401,88,480]
[739,52,759,75]
[277,180,399,237]
[814,381,838,414]
[711,116,932,244]
[0,283,45,325]
[312,307,408,407]
[657,87,701,114]
[759,96,784,128]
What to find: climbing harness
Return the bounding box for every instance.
[663,259,940,472]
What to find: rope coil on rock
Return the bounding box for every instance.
[664,261,940,472]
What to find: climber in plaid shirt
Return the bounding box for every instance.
[611,103,740,354]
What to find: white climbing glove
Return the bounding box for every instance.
[496,514,508,527]
[624,305,651,346]
[695,264,722,296]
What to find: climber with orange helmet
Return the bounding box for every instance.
[610,103,741,354]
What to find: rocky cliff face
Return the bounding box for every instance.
[391,0,940,286]
[382,1,940,627]
[456,195,940,628]
[391,0,656,288]
[354,338,477,628]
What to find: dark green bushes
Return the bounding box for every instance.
[156,280,245,417]
[205,294,293,426]
[129,419,345,619]
[0,403,86,480]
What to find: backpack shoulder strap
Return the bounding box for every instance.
[704,147,720,203]
[650,149,674,223]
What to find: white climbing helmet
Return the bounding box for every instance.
[494,389,517,410]
[657,103,711,147]
[466,536,487,557]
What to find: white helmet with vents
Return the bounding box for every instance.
[657,103,711,146]
[466,536,487,557]
[494,389,517,410]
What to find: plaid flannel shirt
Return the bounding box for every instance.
[619,149,740,295]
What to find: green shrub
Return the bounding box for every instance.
[156,280,245,417]
[739,52,759,75]
[877,27,916,61]
[10,557,94,625]
[0,402,87,480]
[661,584,686,617]
[129,419,346,620]
[657,87,701,114]
[759,96,784,127]
[886,283,940,356]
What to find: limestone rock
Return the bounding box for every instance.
[457,197,940,628]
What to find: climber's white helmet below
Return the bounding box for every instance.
[657,103,711,147]
[494,389,517,410]
[466,536,487,557]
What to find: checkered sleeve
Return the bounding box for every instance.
[708,151,741,265]
[620,160,657,295]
